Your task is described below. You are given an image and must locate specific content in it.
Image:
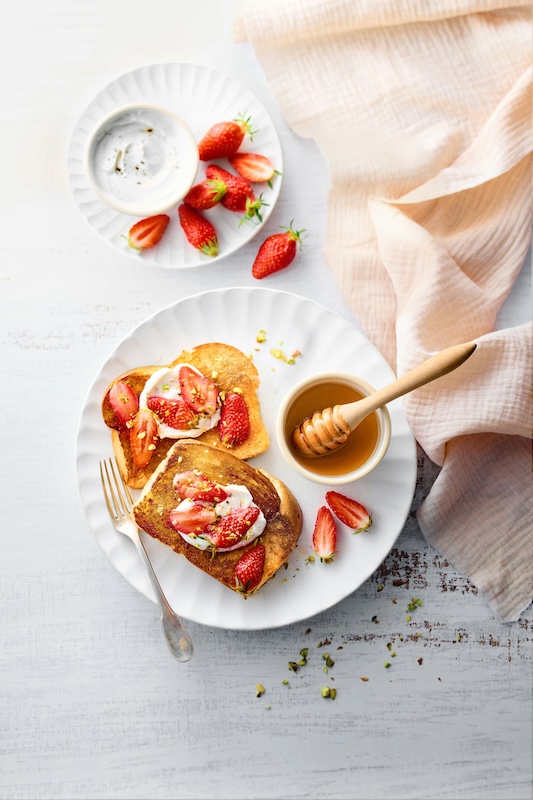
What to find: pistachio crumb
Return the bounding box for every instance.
[255,684,265,697]
[384,661,391,668]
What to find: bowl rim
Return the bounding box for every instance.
[82,101,200,217]
[276,370,392,486]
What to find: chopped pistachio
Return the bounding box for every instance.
[330,688,337,700]
[255,684,265,697]
[406,615,412,622]
[384,661,391,668]
[457,633,462,642]
[391,652,397,657]
[320,687,331,698]
[377,584,384,592]
[300,648,309,659]
[288,661,299,672]
[386,642,392,651]
[282,679,289,685]
[322,654,335,668]
[305,628,312,635]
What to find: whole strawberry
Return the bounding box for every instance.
[205,164,266,223]
[183,178,227,210]
[251,223,304,279]
[178,204,219,257]
[198,115,256,161]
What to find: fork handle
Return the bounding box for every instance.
[132,531,194,662]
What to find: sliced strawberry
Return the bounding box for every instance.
[127,214,170,250]
[147,396,198,430]
[178,205,219,257]
[205,164,266,223]
[218,392,250,447]
[108,381,139,427]
[312,506,337,563]
[169,503,218,536]
[129,408,158,469]
[178,366,219,415]
[325,491,372,533]
[198,116,256,161]
[208,506,261,550]
[173,471,228,504]
[183,178,227,210]
[228,152,276,184]
[233,543,266,593]
[251,224,304,279]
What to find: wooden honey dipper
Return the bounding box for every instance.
[292,341,477,458]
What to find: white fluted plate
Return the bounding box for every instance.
[67,63,283,268]
[76,288,416,630]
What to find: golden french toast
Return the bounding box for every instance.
[133,440,303,595]
[102,342,270,488]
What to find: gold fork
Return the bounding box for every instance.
[99,458,194,662]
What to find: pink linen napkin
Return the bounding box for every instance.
[238,0,533,621]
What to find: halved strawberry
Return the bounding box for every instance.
[173,471,228,504]
[233,543,266,593]
[129,408,159,469]
[127,214,170,250]
[312,506,337,563]
[178,205,219,257]
[208,506,261,550]
[168,503,218,536]
[178,366,219,415]
[108,381,139,427]
[325,491,372,533]
[198,115,256,161]
[147,396,198,430]
[228,152,277,184]
[183,178,227,210]
[218,392,251,447]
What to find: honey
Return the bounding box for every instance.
[284,380,380,477]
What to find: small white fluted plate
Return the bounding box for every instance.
[67,63,283,268]
[76,288,417,630]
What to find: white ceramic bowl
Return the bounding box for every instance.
[83,103,199,217]
[276,371,392,485]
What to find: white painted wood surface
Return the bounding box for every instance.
[1,2,531,798]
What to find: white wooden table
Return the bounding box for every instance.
[2,3,531,798]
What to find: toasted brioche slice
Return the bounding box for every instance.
[133,440,303,596]
[102,342,270,488]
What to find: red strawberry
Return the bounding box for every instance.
[178,366,219,415]
[168,504,217,536]
[233,544,266,594]
[183,178,227,210]
[312,506,337,563]
[218,392,251,447]
[325,491,372,533]
[173,471,228,504]
[228,152,277,184]
[129,408,158,469]
[205,164,266,223]
[146,396,198,430]
[127,214,170,250]
[251,224,304,279]
[198,115,256,161]
[208,506,261,550]
[108,381,139,427]
[178,205,219,257]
